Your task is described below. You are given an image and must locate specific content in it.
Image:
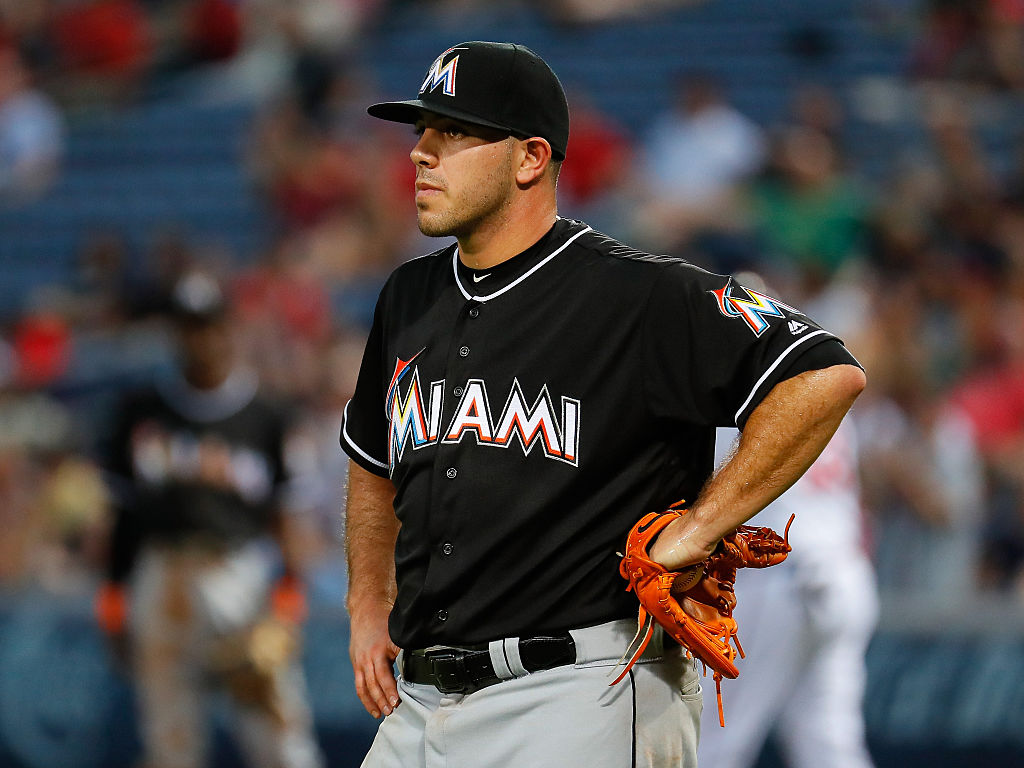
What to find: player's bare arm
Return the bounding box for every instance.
[345,460,401,718]
[648,363,866,570]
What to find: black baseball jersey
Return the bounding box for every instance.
[105,368,289,581]
[341,217,860,649]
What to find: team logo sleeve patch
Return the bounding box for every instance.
[641,265,843,430]
[710,281,802,337]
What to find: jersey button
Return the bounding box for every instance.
[446,467,458,479]
[459,346,470,357]
[468,307,480,318]
[436,609,448,622]
[441,542,454,556]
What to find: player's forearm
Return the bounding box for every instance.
[650,364,866,569]
[344,460,400,617]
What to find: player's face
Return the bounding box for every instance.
[177,317,234,388]
[410,113,518,238]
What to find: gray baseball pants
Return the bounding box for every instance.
[130,542,324,768]
[361,618,703,768]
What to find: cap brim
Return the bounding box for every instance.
[368,99,516,136]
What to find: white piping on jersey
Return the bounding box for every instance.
[452,225,593,302]
[733,329,833,426]
[342,400,388,469]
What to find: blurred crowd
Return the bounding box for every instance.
[2,0,1024,617]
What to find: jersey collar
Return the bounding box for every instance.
[157,365,259,423]
[451,218,592,302]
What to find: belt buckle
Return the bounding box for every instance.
[427,650,468,694]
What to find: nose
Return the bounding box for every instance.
[410,128,438,167]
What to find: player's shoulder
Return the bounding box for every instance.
[386,242,457,287]
[372,243,458,315]
[570,223,726,289]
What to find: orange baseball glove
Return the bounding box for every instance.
[611,505,793,726]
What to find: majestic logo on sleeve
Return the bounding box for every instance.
[710,282,802,336]
[420,49,462,96]
[385,355,580,473]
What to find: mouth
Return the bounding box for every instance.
[415,179,444,197]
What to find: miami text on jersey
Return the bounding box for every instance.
[129,421,274,503]
[386,359,581,472]
[710,281,801,336]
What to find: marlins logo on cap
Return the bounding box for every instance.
[367,41,570,161]
[420,47,464,97]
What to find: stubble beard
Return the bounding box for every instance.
[416,147,516,239]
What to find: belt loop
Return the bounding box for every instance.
[502,636,529,677]
[487,640,515,680]
[567,626,589,664]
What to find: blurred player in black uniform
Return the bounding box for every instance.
[96,271,324,768]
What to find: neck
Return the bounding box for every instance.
[457,200,558,271]
[184,363,232,391]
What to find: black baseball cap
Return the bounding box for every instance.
[368,41,570,161]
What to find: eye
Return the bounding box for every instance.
[444,125,465,139]
[413,124,425,137]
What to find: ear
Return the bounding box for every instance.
[515,137,553,185]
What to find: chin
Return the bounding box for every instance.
[417,213,457,238]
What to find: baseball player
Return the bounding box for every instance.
[341,41,866,768]
[97,272,324,768]
[698,420,878,768]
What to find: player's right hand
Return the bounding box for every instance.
[349,600,401,718]
[94,582,132,671]
[95,581,128,635]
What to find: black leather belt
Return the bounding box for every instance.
[403,633,577,695]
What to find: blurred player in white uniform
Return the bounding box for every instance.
[698,418,877,768]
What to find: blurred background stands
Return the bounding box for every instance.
[2,1,1024,767]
